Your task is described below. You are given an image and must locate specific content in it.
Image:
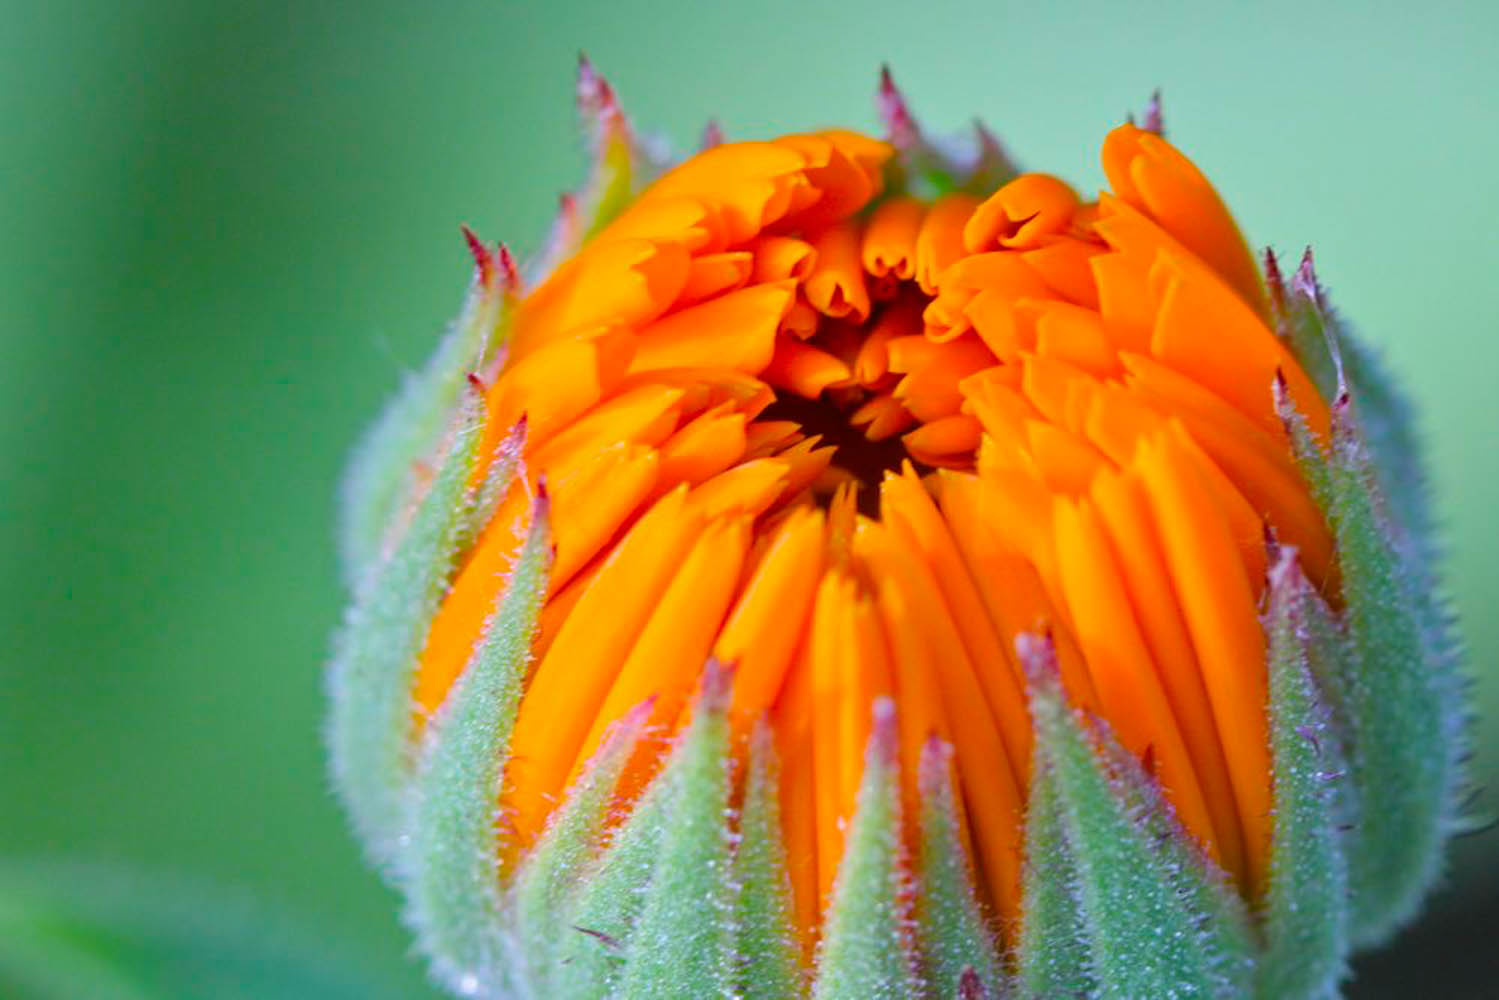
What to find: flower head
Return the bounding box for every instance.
[329,65,1465,999]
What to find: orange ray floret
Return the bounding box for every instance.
[410,116,1340,941]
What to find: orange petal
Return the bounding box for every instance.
[851,392,916,442]
[631,280,796,373]
[855,295,925,385]
[516,238,689,353]
[569,513,752,790]
[804,220,872,322]
[1050,492,1221,870]
[1023,237,1104,308]
[1102,123,1268,318]
[750,235,818,283]
[482,330,634,464]
[690,458,791,520]
[963,173,1079,251]
[861,196,925,280]
[914,193,981,294]
[1135,430,1272,897]
[881,467,1031,781]
[780,297,822,340]
[934,470,1099,714]
[1031,301,1117,376]
[808,569,894,907]
[1147,253,1327,443]
[893,338,998,423]
[503,487,702,847]
[853,517,1024,925]
[774,639,819,957]
[1089,465,1247,882]
[656,402,750,485]
[549,442,662,589]
[903,413,982,467]
[719,507,827,735]
[676,251,753,306]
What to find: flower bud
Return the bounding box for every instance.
[328,66,1465,998]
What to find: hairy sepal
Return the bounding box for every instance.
[734,720,806,1000]
[526,59,670,286]
[1017,753,1096,998]
[913,738,1006,999]
[1019,634,1251,999]
[615,662,740,999]
[549,761,674,999]
[812,698,922,1000]
[327,392,485,869]
[548,669,741,1000]
[402,494,552,998]
[339,250,509,581]
[507,700,653,993]
[1091,719,1257,994]
[1257,546,1350,998]
[1277,366,1463,945]
[877,67,1018,200]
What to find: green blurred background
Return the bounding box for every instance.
[3,0,1495,995]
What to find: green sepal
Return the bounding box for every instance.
[508,698,654,993]
[812,698,921,1000]
[550,763,673,1000]
[550,671,738,1000]
[1268,248,1339,403]
[526,58,668,285]
[913,738,1005,999]
[1271,249,1461,734]
[327,390,485,869]
[616,661,739,999]
[1091,709,1257,994]
[1269,248,1442,567]
[1018,634,1249,999]
[877,68,1018,201]
[452,414,526,559]
[1257,546,1350,999]
[734,719,806,1000]
[1017,753,1096,999]
[1276,369,1461,946]
[403,491,552,996]
[338,239,511,582]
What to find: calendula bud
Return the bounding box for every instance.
[327,66,1466,998]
